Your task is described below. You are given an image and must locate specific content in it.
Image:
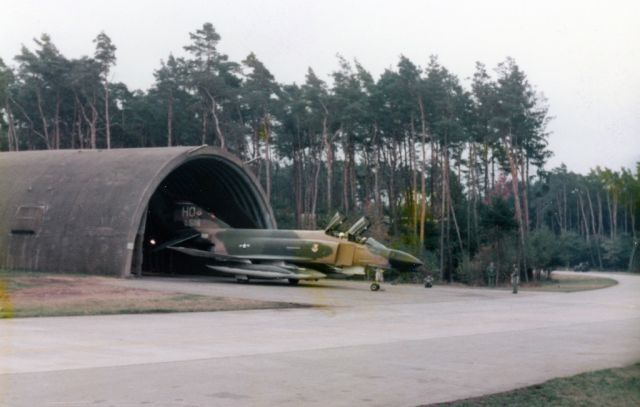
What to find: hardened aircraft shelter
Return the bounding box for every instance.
[0,146,274,276]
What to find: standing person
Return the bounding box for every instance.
[487,262,496,287]
[424,272,433,288]
[511,264,520,294]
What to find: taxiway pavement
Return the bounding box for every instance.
[1,272,639,406]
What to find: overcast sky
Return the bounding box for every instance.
[2,0,638,174]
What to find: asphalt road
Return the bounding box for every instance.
[1,272,639,407]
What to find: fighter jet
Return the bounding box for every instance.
[151,202,423,290]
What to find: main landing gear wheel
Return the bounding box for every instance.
[288,279,299,285]
[370,283,380,291]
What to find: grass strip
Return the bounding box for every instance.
[425,363,640,407]
[521,272,617,293]
[0,270,305,318]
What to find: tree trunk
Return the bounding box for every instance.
[612,194,618,237]
[349,138,357,210]
[104,81,111,149]
[77,95,97,149]
[342,143,350,215]
[167,92,173,146]
[408,124,418,237]
[630,206,637,240]
[201,107,208,145]
[554,199,563,232]
[468,143,481,252]
[293,152,303,228]
[578,193,589,242]
[491,152,495,191]
[35,89,51,149]
[563,185,568,232]
[121,103,126,137]
[74,99,81,149]
[390,141,399,234]
[303,151,311,227]
[586,190,596,236]
[586,189,603,269]
[0,117,5,152]
[483,145,489,196]
[324,128,334,213]
[76,101,84,149]
[54,95,61,149]
[430,137,436,213]
[89,102,98,149]
[373,124,382,216]
[12,96,46,149]
[439,143,447,281]
[310,156,321,229]
[5,100,17,151]
[322,109,334,212]
[578,192,596,266]
[264,117,272,202]
[418,97,428,247]
[597,192,604,236]
[606,191,613,238]
[504,135,527,282]
[384,145,398,235]
[204,90,225,150]
[70,101,76,149]
[446,182,453,283]
[519,159,530,237]
[624,206,628,234]
[447,160,464,255]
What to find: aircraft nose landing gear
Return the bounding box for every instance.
[370,267,384,291]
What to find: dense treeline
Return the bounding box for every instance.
[1,23,638,280]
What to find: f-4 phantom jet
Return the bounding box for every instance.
[151,202,423,290]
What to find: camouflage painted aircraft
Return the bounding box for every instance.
[152,202,423,290]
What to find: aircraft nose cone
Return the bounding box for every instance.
[389,250,423,269]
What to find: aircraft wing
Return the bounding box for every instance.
[152,232,202,252]
[168,246,243,262]
[168,246,326,281]
[206,264,326,280]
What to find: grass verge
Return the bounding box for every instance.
[0,270,306,318]
[425,363,640,407]
[520,272,617,293]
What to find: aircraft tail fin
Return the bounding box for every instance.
[173,201,230,229]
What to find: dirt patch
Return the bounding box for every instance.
[0,271,306,318]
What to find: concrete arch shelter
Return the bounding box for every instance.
[0,146,275,276]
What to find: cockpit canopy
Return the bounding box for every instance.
[364,237,391,257]
[324,212,347,235]
[346,216,370,241]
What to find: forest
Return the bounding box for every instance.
[1,23,638,282]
